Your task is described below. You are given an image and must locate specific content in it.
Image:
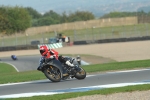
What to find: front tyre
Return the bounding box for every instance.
[74,67,86,79]
[44,66,61,82]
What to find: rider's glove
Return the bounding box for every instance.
[50,56,54,59]
[70,58,75,63]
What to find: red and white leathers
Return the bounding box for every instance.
[46,49,59,60]
[39,45,58,59]
[37,45,74,71]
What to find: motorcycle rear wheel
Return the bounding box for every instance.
[74,67,86,79]
[44,66,61,82]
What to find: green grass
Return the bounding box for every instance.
[1,71,45,84]
[0,63,16,74]
[0,63,46,84]
[84,59,150,73]
[0,59,150,84]
[1,59,150,100]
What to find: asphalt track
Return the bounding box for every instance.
[0,69,150,98]
[0,55,89,72]
[0,55,150,98]
[1,55,41,72]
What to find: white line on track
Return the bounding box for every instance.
[0,79,49,87]
[0,62,19,72]
[0,75,94,87]
[0,68,150,87]
[107,68,150,74]
[0,68,150,99]
[0,81,150,99]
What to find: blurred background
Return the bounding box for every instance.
[0,0,150,48]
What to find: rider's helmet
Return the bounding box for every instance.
[39,45,49,56]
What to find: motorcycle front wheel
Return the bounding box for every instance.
[74,67,86,80]
[44,66,61,82]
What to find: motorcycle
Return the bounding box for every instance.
[11,55,18,60]
[40,57,86,82]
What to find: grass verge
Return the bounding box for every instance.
[84,59,150,73]
[1,59,150,100]
[0,59,150,84]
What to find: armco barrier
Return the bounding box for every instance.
[0,45,37,52]
[73,36,150,45]
[37,43,63,49]
[0,43,63,52]
[1,36,150,51]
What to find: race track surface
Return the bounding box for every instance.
[1,55,40,72]
[0,41,150,98]
[0,69,150,96]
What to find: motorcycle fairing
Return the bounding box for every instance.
[46,58,64,78]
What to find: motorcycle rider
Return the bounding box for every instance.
[11,55,18,60]
[37,45,75,71]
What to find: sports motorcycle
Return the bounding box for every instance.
[39,57,86,82]
[11,55,18,60]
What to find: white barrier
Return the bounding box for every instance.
[37,43,63,49]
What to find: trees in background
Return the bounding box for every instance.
[100,11,150,23]
[67,11,95,22]
[25,7,42,19]
[0,6,31,35]
[1,5,150,35]
[0,5,95,35]
[27,10,95,26]
[34,10,61,26]
[100,11,150,18]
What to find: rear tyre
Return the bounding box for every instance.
[44,66,61,82]
[74,67,86,79]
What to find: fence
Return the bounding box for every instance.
[0,16,150,48]
[24,17,137,34]
[37,43,63,49]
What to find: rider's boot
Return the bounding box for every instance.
[65,60,74,67]
[66,60,81,72]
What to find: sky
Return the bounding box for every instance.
[0,0,150,15]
